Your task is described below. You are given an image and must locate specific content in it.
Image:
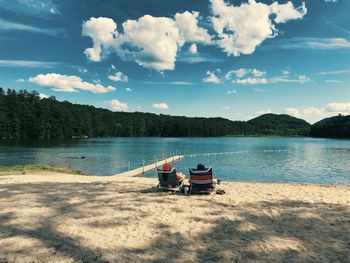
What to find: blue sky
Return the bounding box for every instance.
[0,0,349,123]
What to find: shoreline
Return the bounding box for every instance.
[1,165,349,186]
[0,171,349,262]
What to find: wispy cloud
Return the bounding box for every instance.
[178,52,224,64]
[144,81,193,85]
[268,37,350,50]
[226,89,236,95]
[0,0,60,17]
[0,18,64,36]
[0,60,63,68]
[317,69,350,75]
[256,109,272,115]
[325,80,344,83]
[225,68,310,85]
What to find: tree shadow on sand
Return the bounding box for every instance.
[116,199,350,262]
[0,181,349,262]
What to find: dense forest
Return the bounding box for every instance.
[310,115,350,139]
[0,87,342,139]
[248,114,311,136]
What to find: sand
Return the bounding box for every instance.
[0,172,349,263]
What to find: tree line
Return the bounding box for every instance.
[0,88,315,139]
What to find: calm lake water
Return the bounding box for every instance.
[0,137,349,184]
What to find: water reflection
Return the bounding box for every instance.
[0,137,349,184]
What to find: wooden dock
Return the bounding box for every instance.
[114,155,184,177]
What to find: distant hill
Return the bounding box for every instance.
[248,113,311,136]
[0,88,323,139]
[0,88,255,139]
[310,115,350,139]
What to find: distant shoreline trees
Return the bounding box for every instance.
[0,88,347,139]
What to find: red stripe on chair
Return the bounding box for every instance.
[189,179,213,184]
[190,175,213,180]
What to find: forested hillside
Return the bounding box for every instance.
[0,88,312,139]
[310,115,350,138]
[248,113,311,136]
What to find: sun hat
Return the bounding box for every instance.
[162,162,172,171]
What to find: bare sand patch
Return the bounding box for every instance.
[0,172,349,262]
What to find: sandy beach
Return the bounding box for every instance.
[0,172,349,263]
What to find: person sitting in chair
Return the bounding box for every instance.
[162,162,185,183]
[196,163,220,185]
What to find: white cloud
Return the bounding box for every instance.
[256,109,272,115]
[152,103,169,110]
[286,108,301,118]
[286,107,326,121]
[0,18,64,36]
[270,1,307,23]
[78,68,88,73]
[225,68,265,80]
[298,75,309,84]
[202,71,220,84]
[325,102,350,112]
[286,103,350,123]
[125,87,132,92]
[16,78,25,83]
[302,107,324,116]
[82,12,210,71]
[29,73,116,93]
[116,15,183,71]
[189,43,198,54]
[108,71,128,82]
[225,68,310,85]
[210,0,306,56]
[234,78,268,85]
[82,2,307,71]
[174,11,212,43]
[251,69,266,77]
[222,106,230,110]
[82,17,118,62]
[106,99,128,111]
[226,89,236,94]
[225,68,249,79]
[39,93,49,99]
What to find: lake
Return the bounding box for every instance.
[0,137,349,184]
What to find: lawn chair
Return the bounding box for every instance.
[189,167,215,194]
[157,168,183,192]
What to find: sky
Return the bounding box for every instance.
[0,0,349,124]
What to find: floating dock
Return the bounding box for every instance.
[114,155,184,177]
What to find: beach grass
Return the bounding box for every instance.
[0,164,84,176]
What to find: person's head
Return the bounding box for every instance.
[197,163,205,170]
[162,162,172,171]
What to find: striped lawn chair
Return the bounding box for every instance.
[157,168,183,192]
[189,167,215,194]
